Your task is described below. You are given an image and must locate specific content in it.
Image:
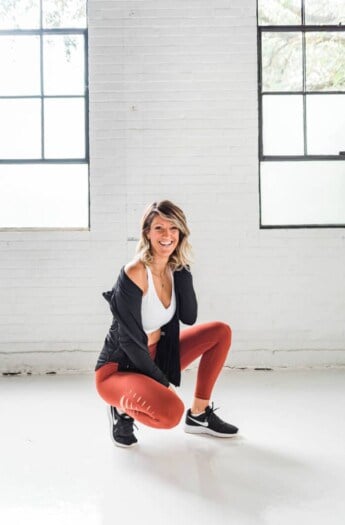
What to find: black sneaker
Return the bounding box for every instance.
[184,402,239,437]
[107,405,138,447]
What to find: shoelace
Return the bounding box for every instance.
[206,402,220,418]
[205,402,228,427]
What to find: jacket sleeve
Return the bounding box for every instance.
[175,267,198,325]
[103,275,170,387]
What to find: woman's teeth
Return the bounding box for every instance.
[159,241,173,246]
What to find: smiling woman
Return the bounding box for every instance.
[95,200,239,448]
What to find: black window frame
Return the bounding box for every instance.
[257,0,345,229]
[0,2,89,165]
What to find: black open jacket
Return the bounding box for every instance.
[95,265,198,387]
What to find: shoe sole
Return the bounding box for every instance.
[107,406,138,448]
[184,424,238,438]
[113,440,138,448]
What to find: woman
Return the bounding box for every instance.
[95,200,238,447]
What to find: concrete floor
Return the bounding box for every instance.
[0,367,344,525]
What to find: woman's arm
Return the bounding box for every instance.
[175,266,198,325]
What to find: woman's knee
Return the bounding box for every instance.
[211,321,232,346]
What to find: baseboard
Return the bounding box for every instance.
[228,349,345,368]
[1,348,344,375]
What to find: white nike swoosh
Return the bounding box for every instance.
[188,416,209,427]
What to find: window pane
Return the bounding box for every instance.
[0,36,40,96]
[0,164,88,228]
[44,35,85,95]
[0,99,41,159]
[262,32,302,92]
[262,95,304,155]
[258,0,301,25]
[0,0,39,29]
[307,95,345,155]
[44,98,85,158]
[43,0,86,28]
[306,33,345,92]
[260,161,345,226]
[305,0,345,25]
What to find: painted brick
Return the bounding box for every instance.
[0,0,344,373]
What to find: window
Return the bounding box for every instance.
[0,0,88,229]
[258,0,345,227]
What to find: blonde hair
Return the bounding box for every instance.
[135,200,193,271]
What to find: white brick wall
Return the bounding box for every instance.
[1,0,344,373]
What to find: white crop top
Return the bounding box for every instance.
[141,265,176,334]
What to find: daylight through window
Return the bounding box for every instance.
[0,0,89,229]
[258,0,345,227]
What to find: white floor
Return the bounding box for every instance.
[1,367,344,525]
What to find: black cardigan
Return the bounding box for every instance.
[95,265,198,387]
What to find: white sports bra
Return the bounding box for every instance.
[141,265,176,334]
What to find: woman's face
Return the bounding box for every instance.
[146,214,180,258]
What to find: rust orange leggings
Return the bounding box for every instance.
[95,321,231,429]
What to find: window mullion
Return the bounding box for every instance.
[39,0,44,159]
[302,30,307,156]
[40,36,44,159]
[301,0,305,25]
[301,0,307,156]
